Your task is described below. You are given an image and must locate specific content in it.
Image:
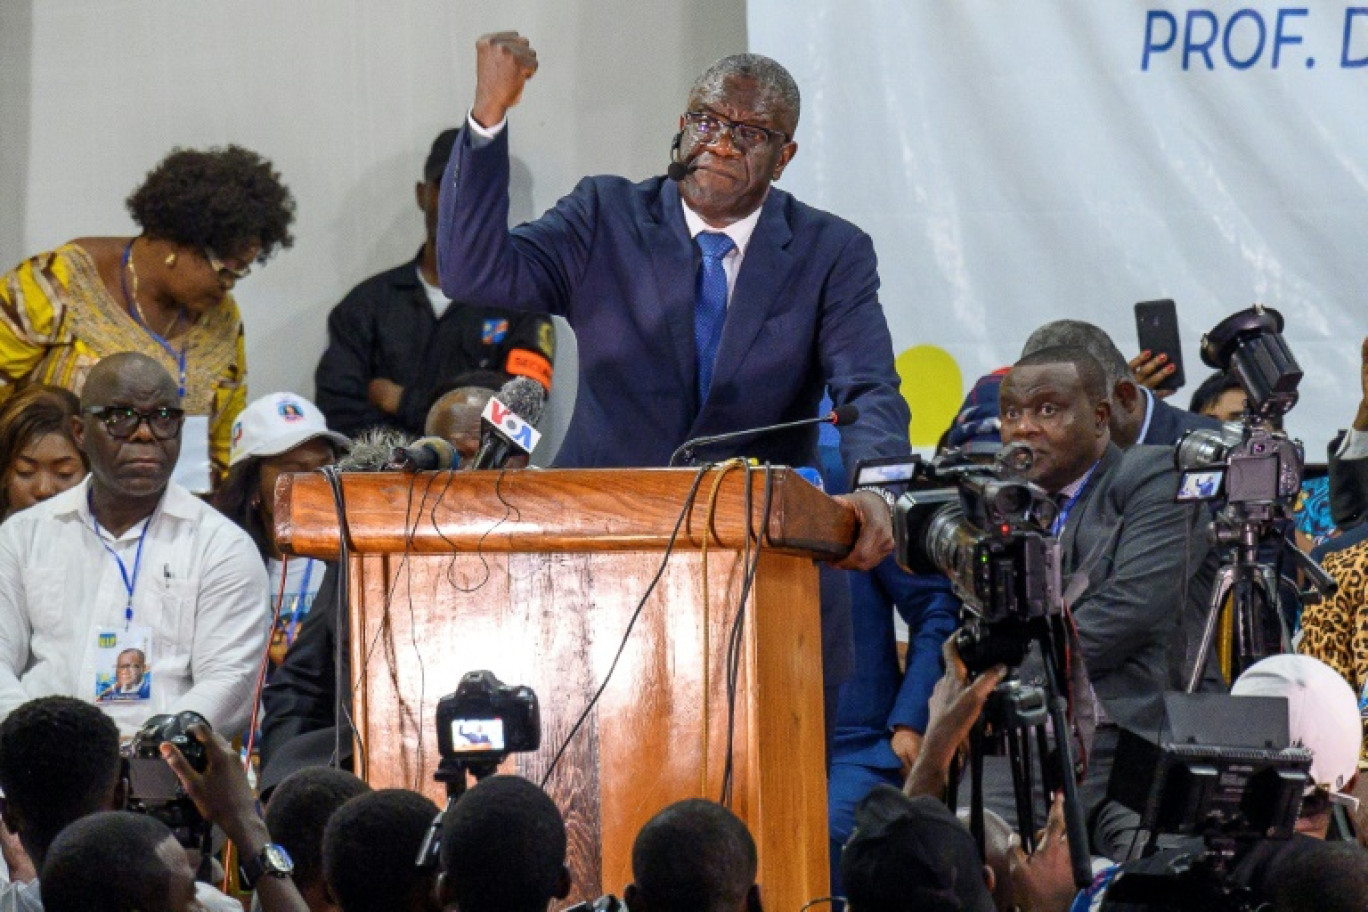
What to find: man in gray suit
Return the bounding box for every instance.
[1021,320,1219,448]
[986,345,1214,859]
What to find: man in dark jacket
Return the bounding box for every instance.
[314,129,556,437]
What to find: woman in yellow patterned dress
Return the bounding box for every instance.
[0,145,295,485]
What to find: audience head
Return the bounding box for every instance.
[1231,654,1361,835]
[265,766,372,912]
[425,371,506,461]
[0,695,124,865]
[1021,320,1153,446]
[1189,370,1246,422]
[419,129,461,241]
[625,799,758,912]
[125,144,295,311]
[215,392,347,560]
[956,807,1016,912]
[1270,840,1368,912]
[841,787,994,912]
[323,788,440,912]
[679,54,800,225]
[0,384,86,517]
[75,353,182,505]
[944,369,1009,460]
[41,811,196,912]
[999,345,1111,494]
[438,775,569,912]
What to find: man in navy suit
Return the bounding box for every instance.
[436,32,909,573]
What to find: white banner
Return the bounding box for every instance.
[750,1,1368,454]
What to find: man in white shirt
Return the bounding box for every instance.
[0,352,267,736]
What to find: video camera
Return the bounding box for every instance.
[1173,305,1304,513]
[882,444,1062,671]
[125,711,211,851]
[1105,692,1312,911]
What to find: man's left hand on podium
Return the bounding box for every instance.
[832,489,894,571]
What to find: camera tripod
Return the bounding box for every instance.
[951,619,1093,890]
[1186,507,1336,691]
[415,755,504,869]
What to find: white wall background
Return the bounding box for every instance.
[0,0,747,460]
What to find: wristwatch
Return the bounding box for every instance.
[240,843,294,889]
[855,485,897,514]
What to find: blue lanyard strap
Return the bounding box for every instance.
[282,558,316,648]
[86,487,154,628]
[120,243,188,398]
[1051,461,1100,537]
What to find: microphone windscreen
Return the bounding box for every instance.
[338,428,410,471]
[667,161,690,182]
[407,436,460,470]
[829,404,860,426]
[498,376,547,426]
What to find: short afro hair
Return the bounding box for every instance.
[440,775,567,912]
[41,811,183,912]
[125,145,295,263]
[1011,345,1110,406]
[1021,320,1131,387]
[631,800,757,912]
[264,767,371,893]
[323,788,439,912]
[0,696,121,857]
[1189,369,1243,416]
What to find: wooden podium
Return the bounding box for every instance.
[275,467,855,910]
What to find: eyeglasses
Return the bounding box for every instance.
[682,111,789,152]
[84,406,186,440]
[203,247,252,282]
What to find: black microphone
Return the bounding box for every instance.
[387,436,460,472]
[668,404,859,467]
[667,131,698,182]
[471,377,547,470]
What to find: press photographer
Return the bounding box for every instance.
[900,344,1215,860]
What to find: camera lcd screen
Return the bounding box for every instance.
[1176,469,1224,502]
[854,460,919,486]
[451,718,504,752]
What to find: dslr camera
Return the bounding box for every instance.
[436,670,541,764]
[126,711,210,848]
[1173,305,1304,513]
[882,444,1062,671]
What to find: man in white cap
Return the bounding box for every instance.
[1231,653,1362,838]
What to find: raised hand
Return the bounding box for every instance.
[472,31,539,128]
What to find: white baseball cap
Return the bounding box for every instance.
[229,393,349,467]
[1232,654,1362,794]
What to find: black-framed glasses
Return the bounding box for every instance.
[682,110,789,152]
[84,406,186,440]
[203,247,252,282]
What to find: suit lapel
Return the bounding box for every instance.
[700,192,796,412]
[1061,443,1122,559]
[642,179,702,415]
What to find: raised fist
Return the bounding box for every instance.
[472,31,539,128]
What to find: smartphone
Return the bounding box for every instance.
[1134,299,1186,392]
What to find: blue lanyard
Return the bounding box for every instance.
[120,243,188,398]
[86,487,154,629]
[282,558,316,647]
[1051,462,1100,536]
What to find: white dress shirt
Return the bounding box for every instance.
[0,478,269,736]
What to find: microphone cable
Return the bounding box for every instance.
[540,464,713,788]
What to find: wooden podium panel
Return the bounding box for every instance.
[277,468,854,911]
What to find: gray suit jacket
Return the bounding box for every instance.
[1057,444,1216,731]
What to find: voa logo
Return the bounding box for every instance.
[483,398,542,454]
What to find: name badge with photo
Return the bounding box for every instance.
[94,627,153,703]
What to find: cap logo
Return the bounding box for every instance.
[232,422,244,445]
[278,401,305,422]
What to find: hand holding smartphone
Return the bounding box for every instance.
[1134,299,1186,392]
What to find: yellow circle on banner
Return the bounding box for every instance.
[896,345,963,448]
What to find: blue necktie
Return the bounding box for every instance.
[694,231,735,403]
